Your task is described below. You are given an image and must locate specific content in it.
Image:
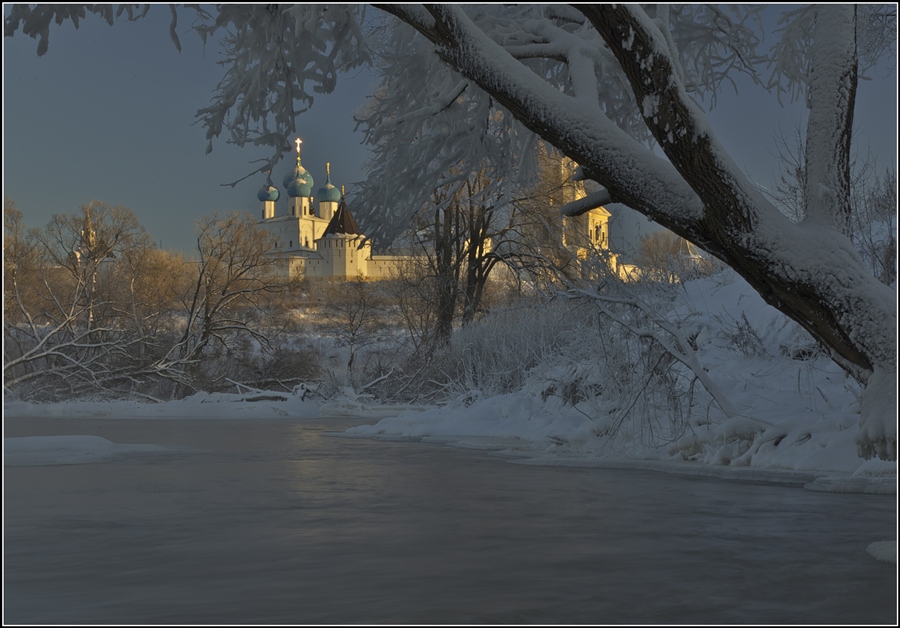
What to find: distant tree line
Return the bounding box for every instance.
[3,197,320,401]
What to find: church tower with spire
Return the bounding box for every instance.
[284,137,314,219]
[316,186,371,279]
[317,162,341,223]
[257,137,332,252]
[257,136,383,279]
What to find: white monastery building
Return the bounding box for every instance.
[256,138,409,281]
[256,137,636,282]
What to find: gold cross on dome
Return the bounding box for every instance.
[294,137,302,154]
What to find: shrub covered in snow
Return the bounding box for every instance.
[346,268,884,476]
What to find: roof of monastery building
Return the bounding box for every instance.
[322,196,361,236]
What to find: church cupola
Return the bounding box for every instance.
[283,138,315,189]
[284,137,314,217]
[317,162,341,222]
[257,175,280,220]
[257,185,280,202]
[287,174,313,199]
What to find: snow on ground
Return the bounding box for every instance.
[4,390,322,421]
[3,389,425,422]
[866,541,898,565]
[4,435,174,466]
[3,272,896,496]
[338,271,896,494]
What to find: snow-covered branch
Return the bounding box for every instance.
[565,287,739,420]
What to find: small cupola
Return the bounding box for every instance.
[257,184,280,202]
[283,137,315,196]
[317,162,342,203]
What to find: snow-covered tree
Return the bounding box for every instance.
[636,231,712,284]
[318,277,388,380]
[6,4,895,459]
[3,199,304,400]
[3,200,160,399]
[766,124,897,287]
[852,169,898,287]
[167,211,285,392]
[394,167,515,345]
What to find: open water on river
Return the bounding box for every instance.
[3,416,896,624]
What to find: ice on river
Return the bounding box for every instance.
[4,435,174,466]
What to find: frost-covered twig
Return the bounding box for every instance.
[564,285,739,420]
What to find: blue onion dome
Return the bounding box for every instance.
[283,139,314,193]
[318,183,341,203]
[257,184,280,202]
[317,162,341,203]
[283,161,312,189]
[287,172,313,198]
[284,158,315,193]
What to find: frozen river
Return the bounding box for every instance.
[4,416,896,624]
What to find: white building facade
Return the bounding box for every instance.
[257,139,625,282]
[256,143,411,281]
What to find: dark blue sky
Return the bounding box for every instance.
[4,7,377,252]
[3,6,897,254]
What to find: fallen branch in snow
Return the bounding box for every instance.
[225,378,262,394]
[357,369,397,394]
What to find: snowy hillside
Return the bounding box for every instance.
[337,270,895,492]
